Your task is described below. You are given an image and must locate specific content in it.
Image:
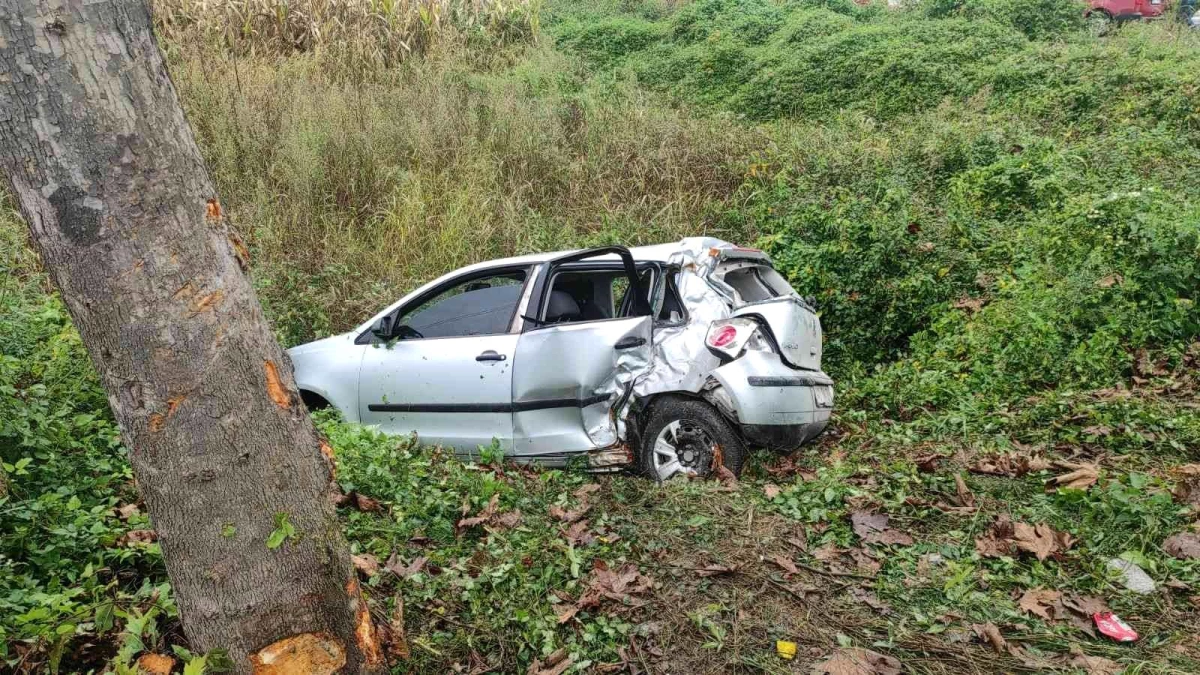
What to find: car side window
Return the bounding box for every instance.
[391,270,527,340]
[544,268,654,324]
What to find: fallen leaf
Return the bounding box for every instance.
[528,648,573,675]
[564,520,594,546]
[494,509,522,529]
[811,543,841,561]
[352,553,380,578]
[384,554,427,579]
[1046,462,1099,492]
[851,588,891,615]
[954,474,975,508]
[695,563,739,577]
[1067,646,1120,675]
[849,548,881,576]
[764,483,782,499]
[1017,588,1063,620]
[353,492,382,512]
[1013,521,1073,561]
[577,563,653,610]
[972,622,1007,654]
[976,516,1072,561]
[850,511,889,539]
[913,453,941,473]
[555,604,579,624]
[850,511,913,546]
[768,555,800,576]
[118,529,157,546]
[969,453,1050,477]
[810,647,901,675]
[1163,532,1200,560]
[136,653,175,675]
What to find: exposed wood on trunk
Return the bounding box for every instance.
[0,1,380,671]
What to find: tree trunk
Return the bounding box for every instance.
[0,2,382,672]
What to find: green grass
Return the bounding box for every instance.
[3,0,1200,671]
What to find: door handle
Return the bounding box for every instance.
[614,336,646,350]
[476,350,507,362]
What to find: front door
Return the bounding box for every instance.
[358,267,531,454]
[510,247,656,463]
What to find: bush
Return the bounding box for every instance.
[922,0,1087,40]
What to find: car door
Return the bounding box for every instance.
[510,247,655,464]
[358,265,532,454]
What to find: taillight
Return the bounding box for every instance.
[705,318,771,359]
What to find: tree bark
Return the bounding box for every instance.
[0,2,382,672]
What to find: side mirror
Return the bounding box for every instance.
[370,315,394,340]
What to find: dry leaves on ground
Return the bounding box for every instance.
[768,554,801,576]
[570,561,654,615]
[528,648,573,675]
[335,490,384,512]
[116,529,157,546]
[1017,590,1110,636]
[384,553,426,579]
[810,647,901,675]
[456,494,521,533]
[953,473,975,508]
[1067,646,1121,675]
[352,553,381,578]
[975,515,1074,561]
[1045,461,1100,492]
[972,622,1008,654]
[1163,532,1200,560]
[969,453,1050,477]
[850,511,913,546]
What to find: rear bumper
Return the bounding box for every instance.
[709,351,833,451]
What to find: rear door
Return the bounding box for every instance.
[357,266,532,453]
[510,247,655,463]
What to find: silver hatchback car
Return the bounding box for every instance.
[288,238,833,479]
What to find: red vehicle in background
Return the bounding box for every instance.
[1086,0,1167,26]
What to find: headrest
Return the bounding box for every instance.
[546,290,582,322]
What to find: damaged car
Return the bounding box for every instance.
[288,238,833,479]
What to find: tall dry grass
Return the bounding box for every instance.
[153,0,539,74]
[167,44,761,343]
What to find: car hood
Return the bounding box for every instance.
[287,333,354,358]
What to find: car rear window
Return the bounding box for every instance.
[718,263,792,303]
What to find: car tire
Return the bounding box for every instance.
[1087,10,1112,36]
[638,397,746,481]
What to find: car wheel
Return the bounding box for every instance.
[638,397,746,481]
[1087,10,1112,36]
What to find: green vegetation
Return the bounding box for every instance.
[3,0,1200,671]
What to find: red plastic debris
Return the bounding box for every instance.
[1093,612,1138,642]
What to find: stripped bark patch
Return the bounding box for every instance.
[264,360,291,409]
[189,288,224,314]
[249,632,345,675]
[347,579,384,667]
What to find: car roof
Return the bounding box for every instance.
[455,239,729,275]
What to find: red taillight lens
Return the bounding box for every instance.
[709,324,739,348]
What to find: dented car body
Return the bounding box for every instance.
[288,238,833,479]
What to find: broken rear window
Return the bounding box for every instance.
[718,263,792,304]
